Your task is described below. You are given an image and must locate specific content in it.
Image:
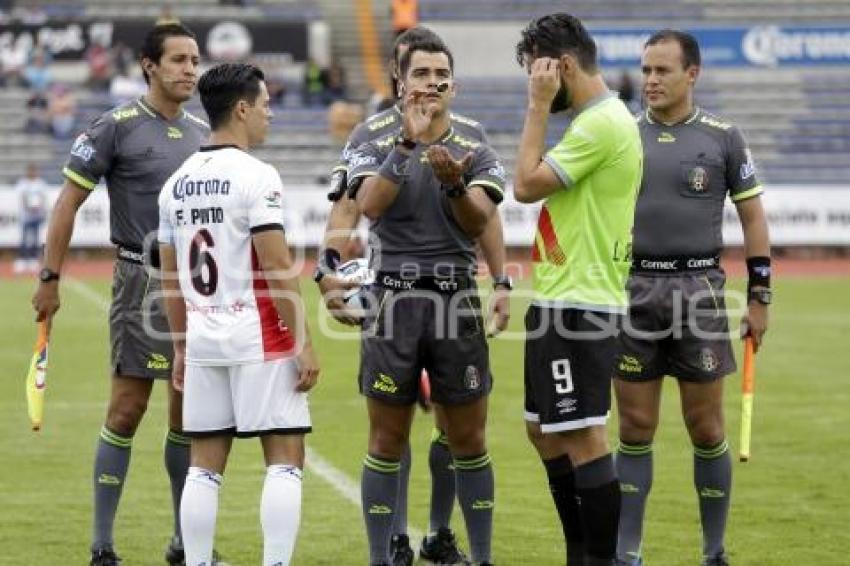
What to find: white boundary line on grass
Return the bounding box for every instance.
[64,276,425,548]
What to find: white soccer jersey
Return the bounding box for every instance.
[158,145,294,365]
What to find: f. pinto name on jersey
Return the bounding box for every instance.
[171,174,231,226]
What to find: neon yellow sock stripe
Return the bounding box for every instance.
[454,453,491,470]
[100,426,132,449]
[364,455,401,473]
[618,441,653,456]
[694,439,729,459]
[430,428,448,445]
[166,430,191,446]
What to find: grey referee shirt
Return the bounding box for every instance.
[327,105,489,201]
[64,97,209,250]
[633,107,762,257]
[346,126,506,276]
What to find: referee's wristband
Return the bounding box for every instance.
[746,256,771,291]
[377,148,410,186]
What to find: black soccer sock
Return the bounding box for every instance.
[574,453,620,563]
[428,428,456,533]
[392,444,411,537]
[543,454,585,565]
[362,454,401,564]
[694,439,731,560]
[455,453,494,564]
[92,426,133,550]
[164,429,191,540]
[616,441,653,563]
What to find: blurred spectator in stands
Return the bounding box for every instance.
[617,69,639,113]
[220,0,245,5]
[328,100,363,143]
[24,89,49,133]
[322,59,347,104]
[156,4,180,25]
[391,0,418,37]
[13,162,48,274]
[0,39,28,87]
[23,49,51,92]
[85,42,113,91]
[109,67,147,105]
[112,41,135,77]
[13,2,47,25]
[47,83,76,139]
[303,58,324,107]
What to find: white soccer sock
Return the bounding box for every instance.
[181,466,222,566]
[261,464,303,566]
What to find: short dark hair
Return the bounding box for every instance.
[398,39,454,79]
[645,29,701,68]
[139,23,196,84]
[515,13,597,72]
[198,63,265,130]
[392,26,442,66]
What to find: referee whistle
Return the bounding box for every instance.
[436,82,450,93]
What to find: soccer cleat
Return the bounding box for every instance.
[701,554,730,566]
[164,536,185,565]
[165,536,228,566]
[419,527,469,564]
[90,546,122,566]
[390,533,415,566]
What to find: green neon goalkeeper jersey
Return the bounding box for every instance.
[534,92,643,312]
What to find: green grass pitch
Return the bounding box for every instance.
[1,274,848,564]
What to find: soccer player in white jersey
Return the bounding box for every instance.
[157,63,320,566]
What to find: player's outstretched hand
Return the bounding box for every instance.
[741,301,768,353]
[319,274,361,326]
[171,349,186,392]
[295,344,320,392]
[402,89,437,141]
[528,57,561,108]
[427,145,473,187]
[32,282,60,324]
[486,288,511,337]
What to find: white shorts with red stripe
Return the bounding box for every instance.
[183,357,311,437]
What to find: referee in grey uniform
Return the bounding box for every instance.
[613,31,771,566]
[32,24,209,566]
[347,38,504,566]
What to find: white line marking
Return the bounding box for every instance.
[65,277,425,546]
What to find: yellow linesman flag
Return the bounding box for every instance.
[26,321,49,431]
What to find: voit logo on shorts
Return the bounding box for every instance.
[373,372,398,394]
[147,353,170,370]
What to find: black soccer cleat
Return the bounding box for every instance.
[419,527,469,564]
[164,535,185,565]
[391,533,415,566]
[165,536,227,566]
[90,546,122,566]
[701,554,730,566]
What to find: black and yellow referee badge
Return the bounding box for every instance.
[167,126,183,140]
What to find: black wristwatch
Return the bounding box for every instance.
[396,135,417,151]
[493,275,513,291]
[39,268,60,283]
[748,288,772,305]
[313,265,329,284]
[445,182,467,199]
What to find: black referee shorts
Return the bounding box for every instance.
[358,280,492,406]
